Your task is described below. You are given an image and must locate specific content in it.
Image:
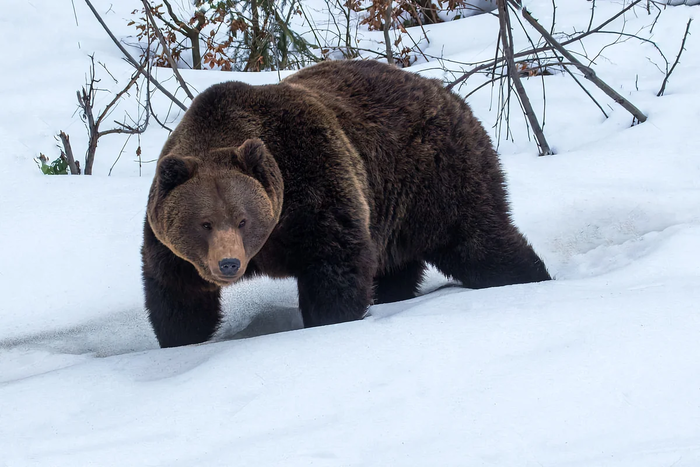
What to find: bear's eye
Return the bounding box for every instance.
[238,219,247,229]
[201,222,213,231]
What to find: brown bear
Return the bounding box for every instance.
[142,59,550,348]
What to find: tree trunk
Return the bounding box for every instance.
[246,0,263,71]
[85,132,98,175]
[415,0,439,24]
[383,1,394,65]
[188,30,202,70]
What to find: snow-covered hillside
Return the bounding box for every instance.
[1,1,699,466]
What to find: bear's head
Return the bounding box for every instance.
[147,138,283,286]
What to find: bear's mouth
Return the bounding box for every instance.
[210,272,243,286]
[195,263,244,287]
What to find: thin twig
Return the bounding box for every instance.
[465,76,502,100]
[108,133,134,176]
[657,18,692,97]
[95,64,141,131]
[70,0,79,26]
[587,0,596,32]
[550,0,556,35]
[556,54,608,118]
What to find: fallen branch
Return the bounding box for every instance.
[520,6,647,123]
[447,0,644,91]
[657,18,693,97]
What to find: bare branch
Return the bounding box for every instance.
[95,65,140,130]
[83,0,188,111]
[108,133,134,177]
[657,18,693,97]
[587,0,596,32]
[76,54,151,174]
[555,55,608,118]
[141,0,194,100]
[464,75,502,100]
[57,131,80,174]
[520,6,647,124]
[497,0,552,155]
[447,0,644,91]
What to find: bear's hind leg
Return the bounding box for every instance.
[373,261,426,304]
[427,227,550,290]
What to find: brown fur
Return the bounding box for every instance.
[142,59,550,348]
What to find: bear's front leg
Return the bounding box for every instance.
[142,222,222,348]
[143,275,221,348]
[295,209,377,327]
[297,265,375,327]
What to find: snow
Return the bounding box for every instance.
[1,1,700,465]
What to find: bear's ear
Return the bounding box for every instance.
[235,138,268,174]
[157,155,198,192]
[234,139,280,186]
[234,138,284,218]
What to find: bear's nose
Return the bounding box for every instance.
[219,258,241,276]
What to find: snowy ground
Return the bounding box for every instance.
[1,1,699,466]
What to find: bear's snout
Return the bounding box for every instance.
[205,228,248,285]
[218,258,241,276]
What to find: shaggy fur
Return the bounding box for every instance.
[142,60,551,348]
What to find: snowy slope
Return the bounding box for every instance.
[1,1,700,466]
